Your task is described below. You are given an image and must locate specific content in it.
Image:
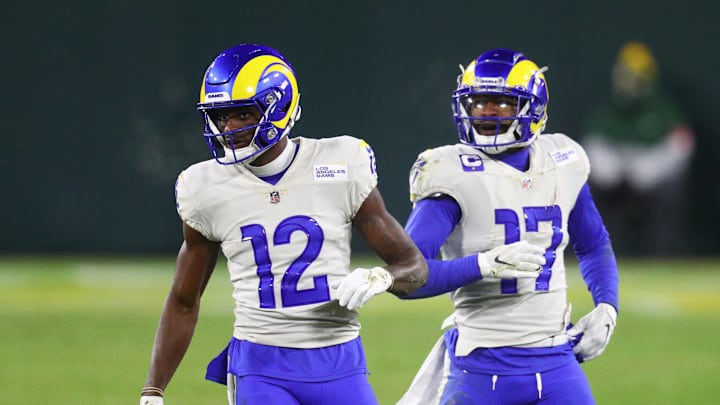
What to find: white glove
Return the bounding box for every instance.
[332,267,393,310]
[140,396,164,405]
[477,241,546,279]
[567,303,617,362]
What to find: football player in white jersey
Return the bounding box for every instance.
[139,43,428,405]
[397,49,620,404]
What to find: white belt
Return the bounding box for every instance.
[513,334,569,348]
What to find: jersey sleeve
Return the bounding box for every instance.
[348,139,379,216]
[408,148,460,204]
[405,195,461,259]
[402,196,481,299]
[175,170,215,240]
[566,134,592,180]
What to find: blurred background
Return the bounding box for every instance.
[2,2,719,404]
[3,0,718,256]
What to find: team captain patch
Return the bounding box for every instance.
[313,164,349,181]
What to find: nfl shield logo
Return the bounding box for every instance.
[269,191,281,204]
[521,177,533,191]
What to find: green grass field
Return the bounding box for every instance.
[1,256,719,404]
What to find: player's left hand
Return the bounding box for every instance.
[332,267,394,310]
[567,303,617,362]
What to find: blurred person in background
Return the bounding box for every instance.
[397,48,619,404]
[139,43,429,405]
[582,41,695,256]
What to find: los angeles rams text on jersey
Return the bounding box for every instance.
[175,136,377,348]
[409,133,590,353]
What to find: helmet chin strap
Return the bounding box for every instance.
[207,118,261,165]
[472,101,530,154]
[221,144,261,164]
[246,138,296,177]
[237,97,302,166]
[205,94,302,165]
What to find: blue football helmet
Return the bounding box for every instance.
[197,44,301,164]
[452,48,549,154]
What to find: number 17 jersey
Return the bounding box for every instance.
[409,133,590,354]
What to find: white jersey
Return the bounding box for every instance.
[409,133,590,355]
[175,136,377,348]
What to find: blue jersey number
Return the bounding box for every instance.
[241,215,329,309]
[495,205,562,293]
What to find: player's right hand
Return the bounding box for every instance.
[477,241,546,279]
[140,396,164,405]
[331,267,394,310]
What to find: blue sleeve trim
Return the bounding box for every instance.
[569,183,620,311]
[404,256,481,299]
[403,196,480,299]
[404,196,461,259]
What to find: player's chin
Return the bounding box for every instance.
[476,129,501,136]
[223,137,251,150]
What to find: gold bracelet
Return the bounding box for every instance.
[141,386,164,396]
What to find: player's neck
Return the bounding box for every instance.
[495,147,530,171]
[246,139,297,177]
